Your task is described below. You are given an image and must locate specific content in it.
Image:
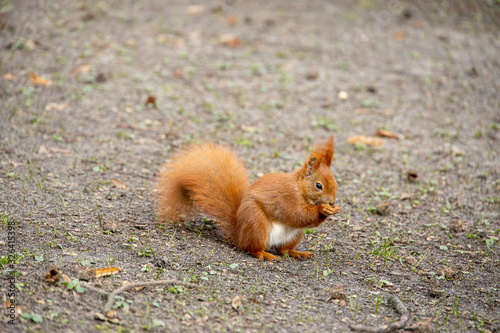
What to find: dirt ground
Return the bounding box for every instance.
[1,0,499,332]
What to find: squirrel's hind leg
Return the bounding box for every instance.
[278,231,315,259]
[236,200,281,262]
[251,250,281,262]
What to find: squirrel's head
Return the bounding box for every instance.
[299,136,337,206]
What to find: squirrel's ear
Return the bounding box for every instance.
[305,157,317,178]
[321,135,334,167]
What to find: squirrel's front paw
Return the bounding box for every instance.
[319,204,341,216]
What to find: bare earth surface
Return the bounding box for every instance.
[1,0,499,332]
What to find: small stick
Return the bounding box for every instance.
[79,281,108,296]
[349,294,409,333]
[80,280,198,314]
[103,280,198,313]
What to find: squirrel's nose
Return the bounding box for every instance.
[329,201,335,206]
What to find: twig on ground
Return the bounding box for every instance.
[80,282,108,296]
[349,294,409,332]
[80,280,198,313]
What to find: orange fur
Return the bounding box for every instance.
[156,143,249,244]
[155,136,340,261]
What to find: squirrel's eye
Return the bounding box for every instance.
[315,182,323,190]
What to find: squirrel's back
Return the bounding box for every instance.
[155,142,249,242]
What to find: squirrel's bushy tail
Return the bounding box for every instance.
[155,142,249,243]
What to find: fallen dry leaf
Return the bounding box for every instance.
[3,294,22,318]
[93,267,120,278]
[110,178,126,189]
[188,31,201,40]
[376,201,390,215]
[172,68,183,79]
[227,15,238,26]
[306,69,319,80]
[71,64,92,75]
[441,266,457,280]
[451,146,465,157]
[407,170,418,183]
[175,37,185,48]
[354,108,371,115]
[38,145,48,154]
[106,310,115,318]
[62,273,72,283]
[241,125,257,133]
[212,4,224,13]
[92,40,110,49]
[186,5,205,14]
[125,38,137,47]
[382,108,394,116]
[45,102,68,111]
[44,267,61,285]
[329,285,346,300]
[156,34,171,44]
[39,145,72,155]
[49,147,72,155]
[231,295,242,310]
[393,31,408,39]
[94,313,107,321]
[102,219,118,232]
[29,71,52,86]
[4,72,15,81]
[400,193,411,200]
[413,20,425,29]
[95,72,106,83]
[145,95,157,108]
[449,220,465,233]
[117,123,145,131]
[24,39,36,51]
[347,135,384,147]
[405,255,417,266]
[375,129,402,139]
[219,33,241,47]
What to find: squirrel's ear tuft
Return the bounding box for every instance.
[321,135,334,167]
[309,136,334,167]
[305,157,317,177]
[303,136,335,176]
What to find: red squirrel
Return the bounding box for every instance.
[156,136,340,261]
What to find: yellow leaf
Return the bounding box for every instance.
[4,72,15,81]
[156,34,171,44]
[49,147,72,155]
[374,129,402,139]
[71,64,92,75]
[218,34,241,47]
[185,5,205,14]
[110,179,126,189]
[45,102,68,111]
[347,135,384,147]
[29,71,52,86]
[227,15,238,26]
[93,267,120,278]
[393,31,408,39]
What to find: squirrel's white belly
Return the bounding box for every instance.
[267,223,300,248]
